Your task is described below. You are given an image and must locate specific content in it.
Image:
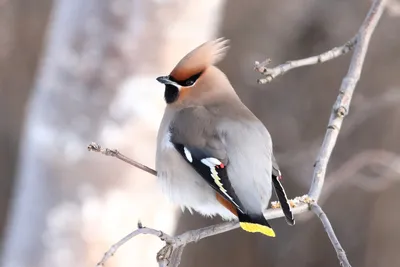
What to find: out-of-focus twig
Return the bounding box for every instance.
[89,0,387,266]
[279,88,400,177]
[387,0,400,17]
[322,150,400,205]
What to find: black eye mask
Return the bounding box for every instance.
[164,71,203,104]
[169,71,203,87]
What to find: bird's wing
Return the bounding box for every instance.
[170,107,245,214]
[172,143,245,213]
[271,154,295,225]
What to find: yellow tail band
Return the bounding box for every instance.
[240,222,276,237]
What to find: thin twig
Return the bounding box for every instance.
[96,226,173,266]
[88,142,157,176]
[255,37,357,84]
[90,0,387,266]
[311,204,351,267]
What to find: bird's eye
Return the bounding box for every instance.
[185,79,195,86]
[176,71,202,87]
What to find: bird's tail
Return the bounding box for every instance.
[237,212,276,237]
[272,174,295,226]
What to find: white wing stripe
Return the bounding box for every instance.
[183,147,193,162]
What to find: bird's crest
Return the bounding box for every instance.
[170,38,230,81]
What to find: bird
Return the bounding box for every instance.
[155,38,294,237]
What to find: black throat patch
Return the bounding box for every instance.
[164,84,179,104]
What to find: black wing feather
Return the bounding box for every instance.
[173,143,245,213]
[272,155,295,225]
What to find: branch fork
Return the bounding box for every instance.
[89,1,387,266]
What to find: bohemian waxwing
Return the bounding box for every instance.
[155,38,294,237]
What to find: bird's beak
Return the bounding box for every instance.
[156,76,171,85]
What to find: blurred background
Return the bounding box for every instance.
[1,0,400,266]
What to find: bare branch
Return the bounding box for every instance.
[311,204,351,267]
[96,226,173,267]
[96,203,312,267]
[309,0,387,201]
[168,245,184,267]
[255,1,386,84]
[174,198,313,245]
[90,0,387,266]
[88,142,157,176]
[255,36,357,84]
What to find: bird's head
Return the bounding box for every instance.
[156,38,235,107]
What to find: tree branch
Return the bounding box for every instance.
[89,0,387,266]
[88,142,157,176]
[255,1,386,85]
[254,36,357,84]
[96,225,174,266]
[309,0,387,201]
[311,204,351,267]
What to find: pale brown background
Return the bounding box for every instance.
[1,1,400,267]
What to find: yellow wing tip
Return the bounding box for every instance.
[240,222,276,237]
